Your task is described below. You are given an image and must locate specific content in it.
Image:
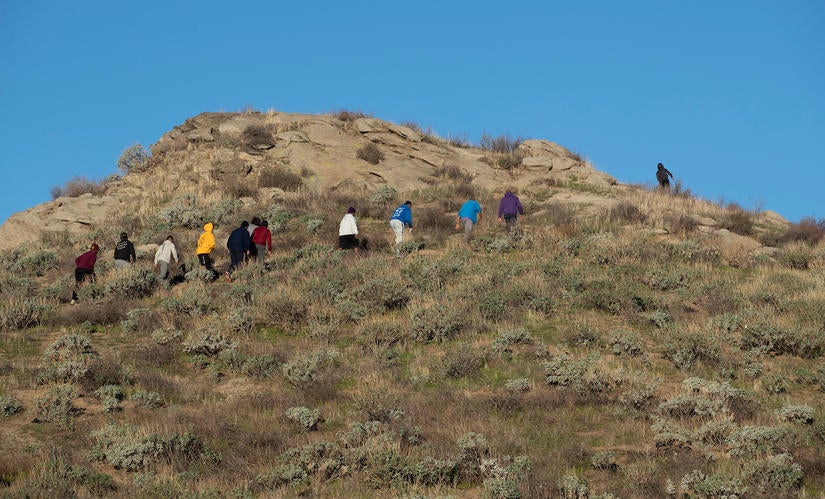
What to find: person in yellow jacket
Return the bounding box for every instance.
[197,222,216,271]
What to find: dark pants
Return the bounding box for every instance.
[228,250,246,273]
[339,234,359,250]
[72,268,95,301]
[198,253,214,269]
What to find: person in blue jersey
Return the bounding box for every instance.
[456,198,482,242]
[389,200,413,245]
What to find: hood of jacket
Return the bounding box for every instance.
[203,222,213,233]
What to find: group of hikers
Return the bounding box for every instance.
[70,163,674,303]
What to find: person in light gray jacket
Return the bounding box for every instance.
[154,235,179,280]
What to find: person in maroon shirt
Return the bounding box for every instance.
[71,243,99,304]
[251,220,272,265]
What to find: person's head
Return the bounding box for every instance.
[251,217,261,226]
[657,163,664,169]
[166,235,174,242]
[90,243,100,253]
[120,232,128,240]
[204,222,213,232]
[241,221,249,228]
[404,200,412,207]
[261,220,268,228]
[347,207,356,214]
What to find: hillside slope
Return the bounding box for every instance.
[1,111,823,498]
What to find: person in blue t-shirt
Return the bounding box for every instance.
[456,199,482,242]
[389,200,413,246]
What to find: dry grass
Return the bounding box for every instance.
[3,175,825,496]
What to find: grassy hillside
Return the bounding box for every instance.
[2,151,825,497]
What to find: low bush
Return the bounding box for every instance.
[409,303,463,343]
[94,385,124,413]
[183,333,234,357]
[282,349,340,388]
[259,167,303,191]
[105,267,157,299]
[479,133,522,153]
[35,384,79,429]
[742,453,803,494]
[286,406,322,432]
[356,143,385,165]
[50,176,108,199]
[117,144,151,173]
[662,333,720,370]
[90,423,210,471]
[243,125,274,150]
[1,394,23,416]
[0,297,50,330]
[777,217,825,246]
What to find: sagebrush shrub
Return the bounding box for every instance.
[105,267,157,299]
[117,144,151,173]
[36,384,79,429]
[286,406,322,432]
[94,385,124,413]
[1,394,23,416]
[662,333,720,370]
[742,453,803,493]
[409,303,462,343]
[775,404,814,425]
[0,297,50,330]
[282,349,339,388]
[184,333,234,357]
[130,390,164,409]
[356,142,385,165]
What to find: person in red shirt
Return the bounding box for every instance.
[251,220,272,265]
[71,243,99,304]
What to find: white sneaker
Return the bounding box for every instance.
[70,299,76,305]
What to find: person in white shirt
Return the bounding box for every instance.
[154,235,179,280]
[338,207,360,252]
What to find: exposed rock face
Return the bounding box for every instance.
[0,111,787,252]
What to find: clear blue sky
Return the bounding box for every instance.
[2,1,823,224]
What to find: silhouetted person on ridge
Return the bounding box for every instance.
[656,163,673,190]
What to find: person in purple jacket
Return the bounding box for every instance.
[497,189,525,234]
[71,243,100,304]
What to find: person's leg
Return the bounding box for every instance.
[390,219,404,244]
[158,261,169,280]
[505,215,517,234]
[256,245,266,265]
[113,259,128,269]
[462,217,474,242]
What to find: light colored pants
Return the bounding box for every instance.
[461,217,475,242]
[389,219,405,244]
[256,244,267,265]
[157,261,169,280]
[114,259,130,269]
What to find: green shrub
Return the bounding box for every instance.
[90,423,207,471]
[742,453,803,493]
[409,304,462,343]
[183,333,234,357]
[662,333,720,370]
[608,330,642,356]
[282,349,340,388]
[369,185,397,206]
[36,384,79,429]
[762,373,787,394]
[590,450,617,471]
[679,470,747,498]
[130,390,164,409]
[1,394,23,416]
[105,267,157,299]
[357,142,385,164]
[544,353,609,395]
[241,354,280,378]
[94,385,124,413]
[775,404,814,425]
[726,425,789,456]
[741,323,825,358]
[117,143,151,173]
[492,328,533,354]
[505,378,530,393]
[439,343,486,379]
[558,475,589,499]
[8,250,59,277]
[286,406,322,432]
[0,297,50,330]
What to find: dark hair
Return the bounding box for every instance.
[347,207,356,214]
[251,217,262,225]
[404,200,412,206]
[167,235,174,241]
[120,232,128,239]
[261,220,268,228]
[241,220,249,228]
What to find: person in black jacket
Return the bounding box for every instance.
[656,163,674,190]
[114,232,136,268]
[225,221,251,282]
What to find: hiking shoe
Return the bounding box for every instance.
[70,299,76,305]
[225,272,232,283]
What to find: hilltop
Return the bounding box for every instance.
[0,110,784,252]
[1,110,824,498]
